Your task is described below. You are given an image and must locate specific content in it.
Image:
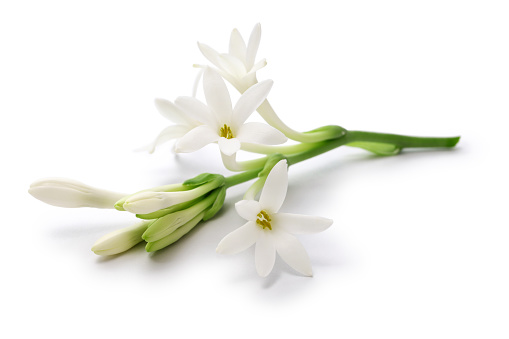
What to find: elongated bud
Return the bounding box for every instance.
[141,188,221,242]
[29,178,126,209]
[91,221,150,256]
[122,176,224,214]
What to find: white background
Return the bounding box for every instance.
[1,1,508,338]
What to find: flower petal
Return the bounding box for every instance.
[232,79,273,128]
[273,231,313,277]
[259,159,288,213]
[175,96,218,127]
[154,98,195,126]
[175,125,219,153]
[140,125,190,154]
[203,68,232,123]
[29,178,126,209]
[255,231,276,277]
[236,122,287,145]
[247,59,267,75]
[235,200,262,221]
[272,213,333,234]
[218,137,241,156]
[229,28,246,61]
[216,221,260,255]
[219,54,247,78]
[246,23,261,70]
[197,42,224,70]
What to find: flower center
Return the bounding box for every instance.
[256,210,272,230]
[219,124,234,139]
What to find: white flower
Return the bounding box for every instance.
[197,23,266,92]
[141,98,201,153]
[216,160,333,277]
[174,68,287,156]
[92,221,149,256]
[29,178,126,209]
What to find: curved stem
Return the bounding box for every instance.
[256,100,343,143]
[287,130,460,165]
[221,153,267,172]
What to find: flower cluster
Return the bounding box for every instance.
[28,24,460,278]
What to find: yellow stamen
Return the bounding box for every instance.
[219,124,234,139]
[256,210,272,230]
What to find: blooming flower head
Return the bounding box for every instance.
[174,67,287,156]
[198,23,266,92]
[140,98,201,154]
[216,160,333,277]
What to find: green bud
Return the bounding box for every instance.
[145,212,205,252]
[141,189,220,243]
[183,173,225,189]
[135,195,205,220]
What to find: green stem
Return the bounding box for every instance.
[225,169,260,188]
[346,131,460,148]
[224,129,460,187]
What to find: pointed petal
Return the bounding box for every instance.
[154,98,194,125]
[219,53,247,77]
[247,59,267,75]
[218,137,241,156]
[273,213,333,234]
[255,231,276,277]
[236,122,287,145]
[235,200,262,221]
[197,42,224,70]
[259,160,288,213]
[232,79,273,128]
[175,96,218,127]
[246,23,261,70]
[175,125,219,153]
[274,231,313,276]
[203,68,232,123]
[140,125,190,154]
[216,221,260,255]
[229,28,246,60]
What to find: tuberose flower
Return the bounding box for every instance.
[174,68,287,156]
[197,23,265,92]
[141,98,201,153]
[29,178,126,209]
[216,160,333,277]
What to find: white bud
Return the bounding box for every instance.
[91,221,150,256]
[29,178,126,209]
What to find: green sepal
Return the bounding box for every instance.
[203,186,226,221]
[258,153,287,179]
[135,195,205,220]
[346,141,402,156]
[183,173,225,189]
[114,198,126,211]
